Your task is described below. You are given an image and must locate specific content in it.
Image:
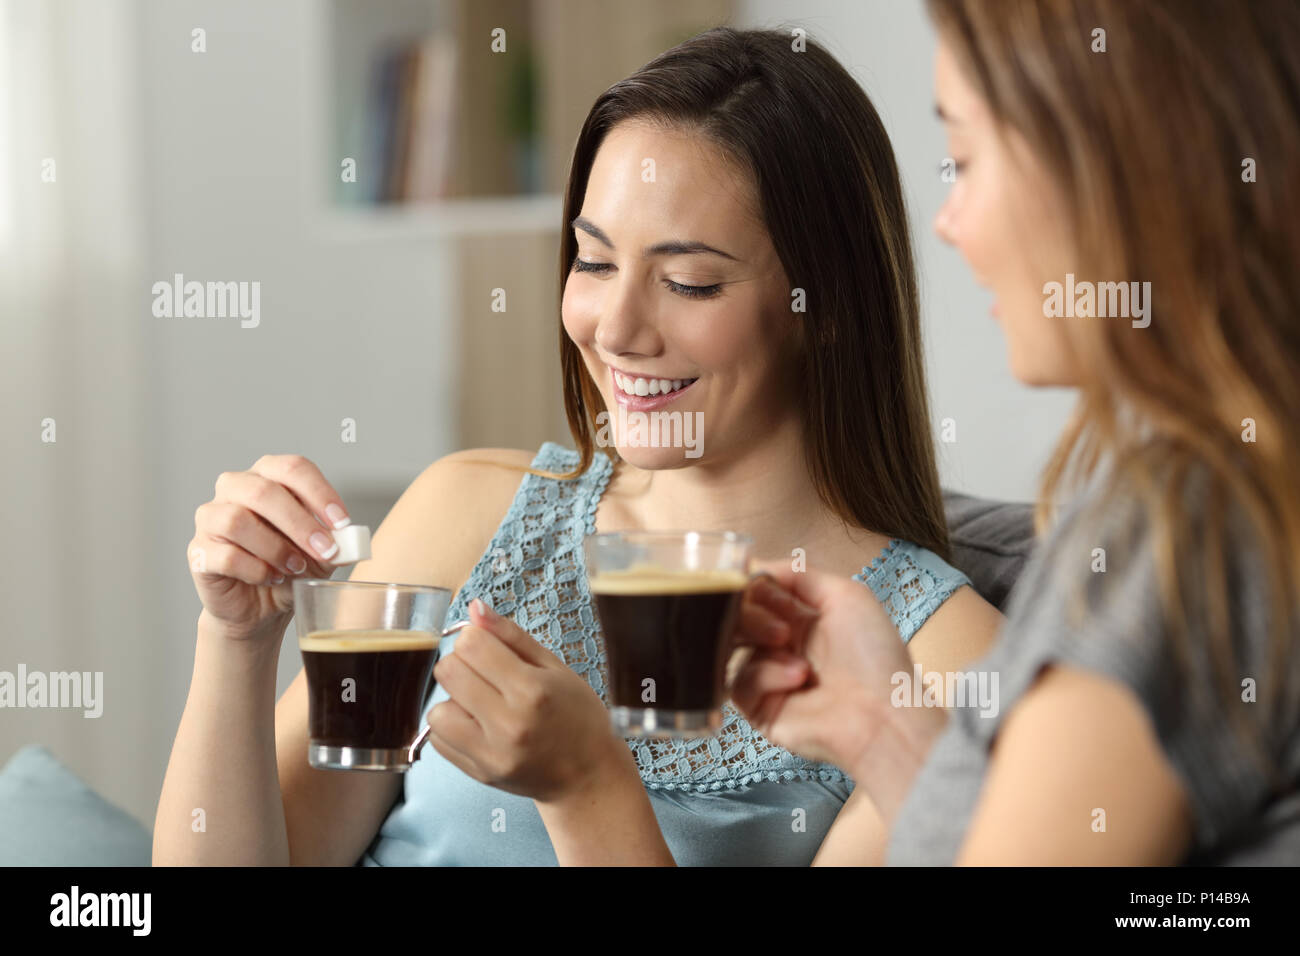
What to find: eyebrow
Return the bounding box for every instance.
[571,216,739,261]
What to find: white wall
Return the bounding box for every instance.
[738,0,1076,500]
[2,0,462,829]
[136,0,462,827]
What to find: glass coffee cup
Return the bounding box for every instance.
[584,530,753,738]
[293,579,469,771]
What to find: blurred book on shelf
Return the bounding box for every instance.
[405,33,458,201]
[370,35,460,202]
[332,0,731,208]
[356,2,535,203]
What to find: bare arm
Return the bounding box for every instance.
[534,740,677,866]
[155,451,346,867]
[955,665,1193,864]
[154,612,294,865]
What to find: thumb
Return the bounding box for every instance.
[468,598,549,666]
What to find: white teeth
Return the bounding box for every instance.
[613,372,696,397]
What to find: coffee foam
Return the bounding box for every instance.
[298,629,438,653]
[587,565,749,596]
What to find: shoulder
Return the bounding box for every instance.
[989,459,1292,850]
[1020,457,1273,645]
[364,448,539,593]
[428,446,542,479]
[864,540,999,643]
[411,447,540,510]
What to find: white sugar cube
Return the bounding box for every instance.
[330,524,371,565]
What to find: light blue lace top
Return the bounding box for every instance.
[360,442,971,866]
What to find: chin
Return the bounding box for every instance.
[1007,355,1053,386]
[1007,349,1076,387]
[612,442,701,469]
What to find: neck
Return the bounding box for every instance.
[604,414,876,563]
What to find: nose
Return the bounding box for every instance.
[593,279,661,358]
[933,194,957,246]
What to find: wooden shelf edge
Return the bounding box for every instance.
[313,195,565,241]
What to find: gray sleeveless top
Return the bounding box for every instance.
[889,465,1300,864]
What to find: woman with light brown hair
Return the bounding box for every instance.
[730,0,1300,863]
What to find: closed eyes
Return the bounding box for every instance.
[571,258,722,299]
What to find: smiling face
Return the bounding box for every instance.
[932,38,1081,386]
[562,119,799,468]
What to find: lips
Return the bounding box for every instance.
[609,367,699,411]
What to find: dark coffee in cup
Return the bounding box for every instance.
[299,629,438,750]
[590,569,747,714]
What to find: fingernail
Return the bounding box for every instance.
[271,574,285,585]
[310,532,339,560]
[326,504,350,529]
[471,598,496,620]
[286,554,307,574]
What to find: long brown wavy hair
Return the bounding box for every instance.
[545,26,950,559]
[928,0,1300,773]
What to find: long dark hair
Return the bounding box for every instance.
[552,26,949,559]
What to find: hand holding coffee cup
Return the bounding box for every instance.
[422,598,628,803]
[726,561,936,773]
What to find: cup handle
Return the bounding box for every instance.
[406,619,473,765]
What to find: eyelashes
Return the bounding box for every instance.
[571,259,612,277]
[665,279,721,299]
[571,259,722,299]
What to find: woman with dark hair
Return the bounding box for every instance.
[155,27,1003,866]
[730,0,1300,864]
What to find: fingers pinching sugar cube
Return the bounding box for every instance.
[330,524,371,565]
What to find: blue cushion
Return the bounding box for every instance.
[0,744,151,866]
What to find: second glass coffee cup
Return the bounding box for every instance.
[585,530,753,738]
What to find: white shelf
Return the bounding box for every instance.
[314,194,564,241]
